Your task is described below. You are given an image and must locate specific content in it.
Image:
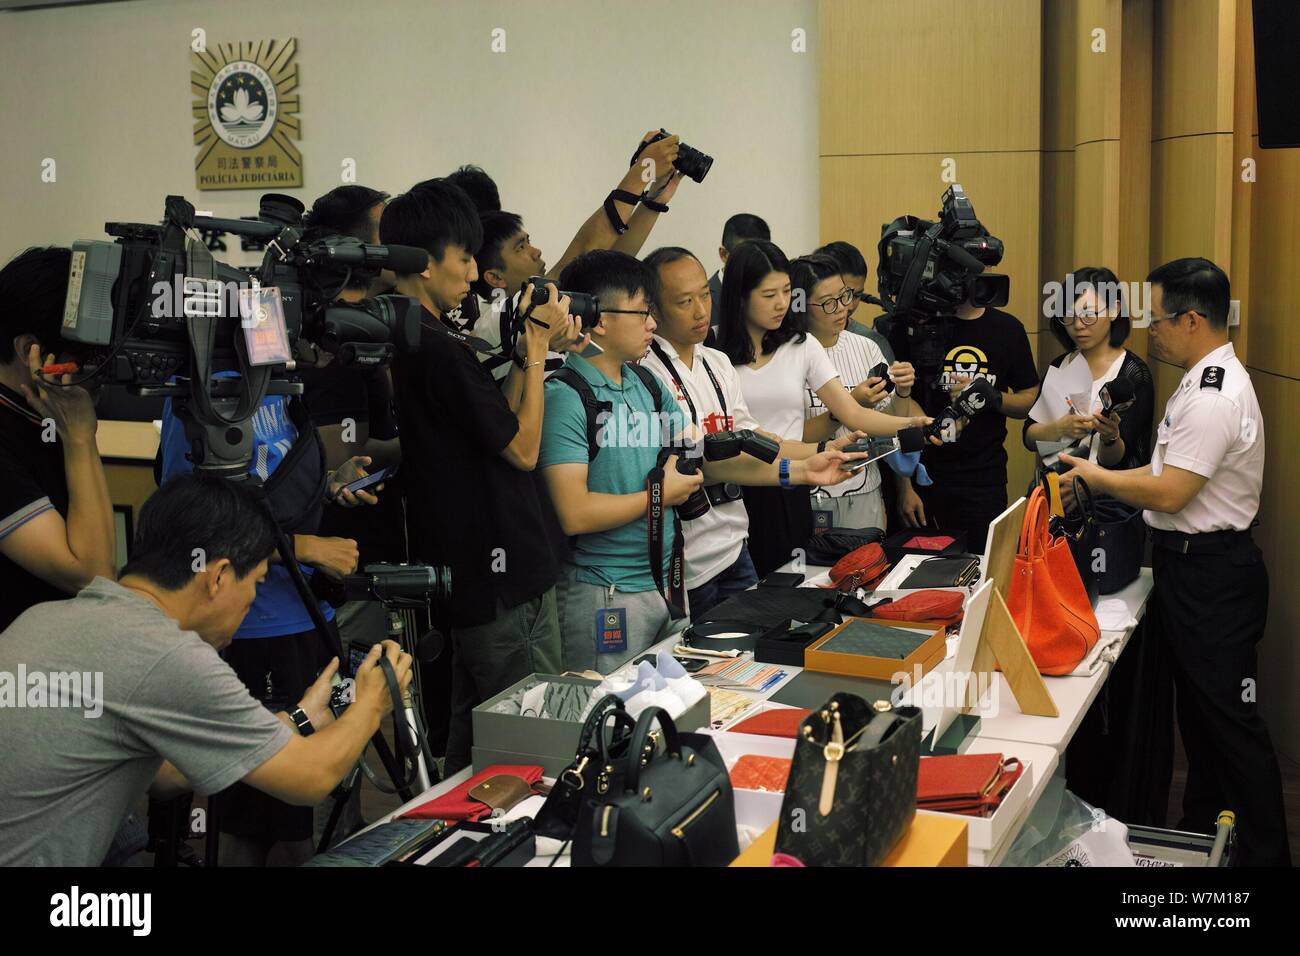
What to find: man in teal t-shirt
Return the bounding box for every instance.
[539,252,699,671]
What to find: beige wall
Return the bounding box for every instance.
[821,0,1298,761]
[0,0,819,272]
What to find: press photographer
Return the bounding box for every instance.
[0,474,413,867]
[878,186,1041,545]
[381,182,577,775]
[0,247,116,633]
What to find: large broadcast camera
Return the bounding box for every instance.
[58,193,429,477]
[870,184,1009,376]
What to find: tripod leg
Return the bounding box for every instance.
[369,732,415,803]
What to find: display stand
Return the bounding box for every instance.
[969,497,1057,718]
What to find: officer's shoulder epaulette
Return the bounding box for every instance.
[1200,366,1225,390]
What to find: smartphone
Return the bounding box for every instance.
[868,361,896,394]
[579,338,604,358]
[340,464,396,495]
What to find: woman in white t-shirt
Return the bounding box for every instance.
[794,254,922,532]
[716,241,930,576]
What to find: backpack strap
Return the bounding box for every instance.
[549,366,611,463]
[625,362,665,416]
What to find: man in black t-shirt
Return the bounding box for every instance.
[0,247,116,632]
[896,301,1040,548]
[382,183,578,774]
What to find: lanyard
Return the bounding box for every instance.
[649,340,727,427]
[646,447,688,621]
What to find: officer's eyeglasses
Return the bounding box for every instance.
[1146,309,1193,329]
[815,289,856,314]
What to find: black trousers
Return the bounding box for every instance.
[1151,534,1291,866]
[914,478,1007,554]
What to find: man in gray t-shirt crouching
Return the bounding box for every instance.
[0,473,412,866]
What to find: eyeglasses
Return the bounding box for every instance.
[1055,310,1101,327]
[1146,309,1192,328]
[814,289,856,314]
[602,308,654,320]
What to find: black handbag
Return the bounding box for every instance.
[571,706,739,867]
[532,695,635,841]
[1052,475,1100,606]
[774,694,922,867]
[804,527,885,566]
[1093,495,1145,594]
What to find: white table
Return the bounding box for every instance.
[352,565,1153,867]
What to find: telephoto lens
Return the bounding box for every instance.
[527,277,601,328]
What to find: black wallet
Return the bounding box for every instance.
[897,554,981,589]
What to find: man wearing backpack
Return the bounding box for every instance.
[540,251,859,672]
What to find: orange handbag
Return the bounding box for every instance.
[1005,487,1100,675]
[824,542,890,593]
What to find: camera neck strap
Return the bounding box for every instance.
[649,340,727,428]
[646,446,688,621]
[419,311,506,359]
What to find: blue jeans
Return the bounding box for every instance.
[688,546,759,619]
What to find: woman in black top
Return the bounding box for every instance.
[1023,266,1154,472]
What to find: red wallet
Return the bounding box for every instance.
[729,707,812,739]
[825,542,890,593]
[872,589,965,626]
[729,755,793,793]
[917,754,1023,817]
[901,535,956,551]
[399,765,543,821]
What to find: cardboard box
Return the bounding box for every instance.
[471,673,711,777]
[700,729,796,833]
[803,617,947,681]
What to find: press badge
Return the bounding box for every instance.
[595,607,628,654]
[812,507,834,532]
[239,286,293,367]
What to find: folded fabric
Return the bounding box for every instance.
[656,651,708,709]
[883,449,932,487]
[399,765,544,821]
[519,681,547,718]
[1069,633,1123,677]
[729,707,811,738]
[543,682,593,722]
[729,754,793,793]
[1094,597,1138,632]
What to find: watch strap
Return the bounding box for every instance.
[289,706,315,737]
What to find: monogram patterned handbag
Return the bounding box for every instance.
[773,694,922,866]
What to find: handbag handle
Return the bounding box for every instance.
[1069,475,1094,521]
[581,694,636,764]
[1020,487,1050,560]
[622,706,683,795]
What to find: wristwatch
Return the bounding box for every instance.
[288,706,315,737]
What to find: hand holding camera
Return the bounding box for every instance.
[662,453,706,507]
[353,640,414,720]
[521,280,569,361]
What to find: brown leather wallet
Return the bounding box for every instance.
[468,774,537,814]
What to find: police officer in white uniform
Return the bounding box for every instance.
[1061,258,1289,866]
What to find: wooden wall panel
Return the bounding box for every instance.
[1073,0,1123,145]
[1246,143,1300,380]
[1041,0,1079,152]
[1229,0,1257,360]
[1149,134,1234,265]
[1152,0,1235,139]
[820,0,1041,156]
[1118,0,1154,365]
[1251,369,1300,760]
[820,153,1042,330]
[1071,138,1122,268]
[1038,149,1075,336]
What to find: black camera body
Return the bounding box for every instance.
[632,129,713,184]
[525,276,601,329]
[675,429,780,520]
[875,185,1010,378]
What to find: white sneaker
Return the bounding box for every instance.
[617,661,684,719]
[656,651,707,711]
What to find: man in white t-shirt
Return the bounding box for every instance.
[641,247,863,615]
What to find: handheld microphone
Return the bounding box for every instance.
[1100,377,1135,416]
[924,377,1002,443]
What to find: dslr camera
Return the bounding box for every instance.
[525,276,601,329]
[631,129,714,184]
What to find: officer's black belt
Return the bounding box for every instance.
[705,482,744,507]
[1151,527,1252,555]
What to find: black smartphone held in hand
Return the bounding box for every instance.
[341,464,397,496]
[868,362,896,394]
